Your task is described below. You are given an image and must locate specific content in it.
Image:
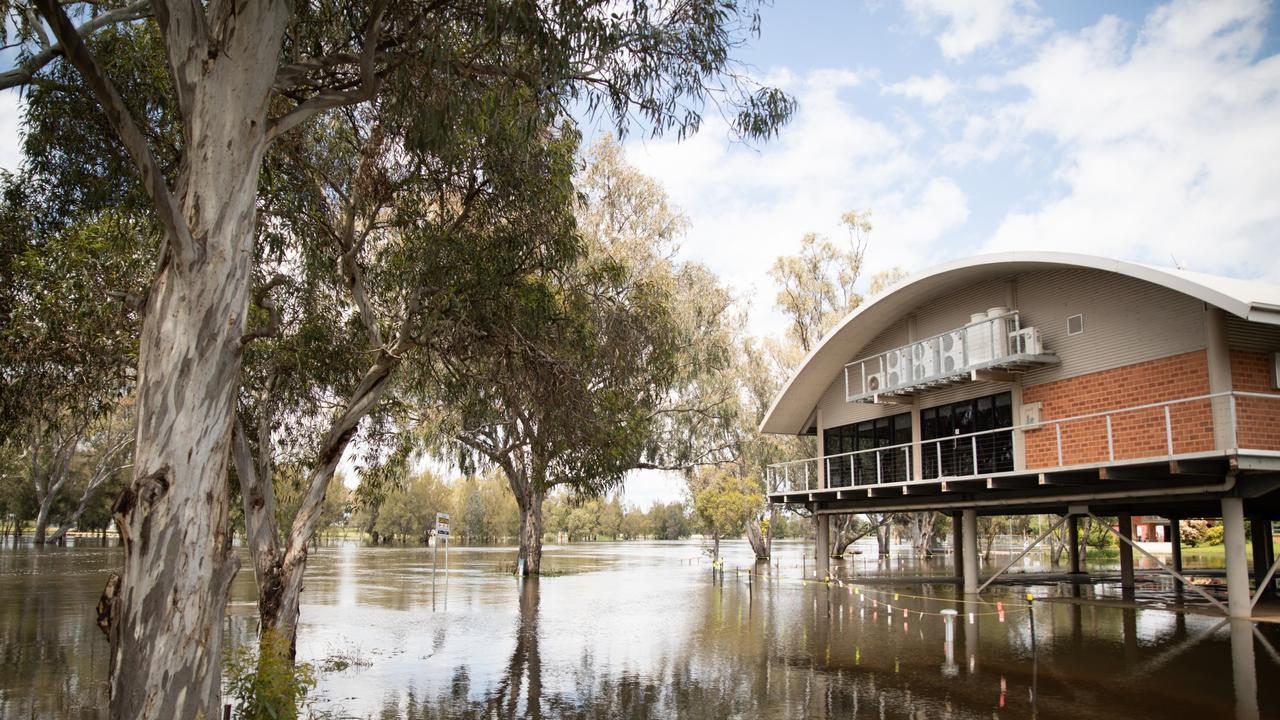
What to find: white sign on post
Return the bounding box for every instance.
[433,512,451,611]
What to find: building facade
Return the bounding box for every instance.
[761,252,1280,618]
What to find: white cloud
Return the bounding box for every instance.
[883,73,957,104]
[904,0,1051,60]
[0,90,23,173]
[624,69,970,338]
[979,0,1280,280]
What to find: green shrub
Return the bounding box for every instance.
[1202,525,1224,546]
[224,630,316,720]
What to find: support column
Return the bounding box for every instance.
[1067,515,1082,574]
[1222,497,1251,619]
[1169,517,1183,573]
[962,509,979,594]
[815,513,830,579]
[952,512,964,579]
[1117,512,1135,589]
[1250,514,1274,598]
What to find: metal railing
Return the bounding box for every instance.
[843,311,1045,402]
[766,390,1280,495]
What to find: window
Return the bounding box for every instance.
[1067,313,1084,336]
[824,413,912,486]
[921,392,1014,478]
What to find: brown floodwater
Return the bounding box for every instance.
[1,537,1278,719]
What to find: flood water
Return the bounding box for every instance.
[2,537,1279,719]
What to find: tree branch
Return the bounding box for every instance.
[265,0,387,144]
[33,0,194,269]
[238,274,288,347]
[0,0,152,90]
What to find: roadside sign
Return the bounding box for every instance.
[435,512,451,538]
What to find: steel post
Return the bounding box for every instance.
[1118,512,1135,590]
[1067,514,1082,574]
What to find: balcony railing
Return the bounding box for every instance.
[843,310,1056,403]
[766,390,1280,495]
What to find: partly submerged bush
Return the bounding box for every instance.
[224,630,317,720]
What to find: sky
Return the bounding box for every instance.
[3,0,1280,509]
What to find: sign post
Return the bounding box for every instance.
[434,512,450,610]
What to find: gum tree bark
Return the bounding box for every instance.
[32,0,292,715]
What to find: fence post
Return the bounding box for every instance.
[876,450,882,484]
[904,447,911,482]
[971,436,978,475]
[936,442,943,479]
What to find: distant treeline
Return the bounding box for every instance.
[344,470,812,545]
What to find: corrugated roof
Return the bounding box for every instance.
[760,251,1280,436]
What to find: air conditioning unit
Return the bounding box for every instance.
[885,349,910,389]
[865,371,884,394]
[939,330,965,373]
[912,340,937,381]
[1011,327,1044,355]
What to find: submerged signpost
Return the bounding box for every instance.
[433,512,450,610]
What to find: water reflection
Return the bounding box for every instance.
[2,539,1279,719]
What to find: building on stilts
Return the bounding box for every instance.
[761,252,1280,621]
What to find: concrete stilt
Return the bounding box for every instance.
[952,512,964,579]
[1117,512,1135,590]
[1249,514,1274,598]
[1222,497,1251,619]
[961,509,979,594]
[1067,515,1082,574]
[1169,517,1183,573]
[815,514,830,579]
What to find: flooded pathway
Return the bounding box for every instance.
[2,538,1278,718]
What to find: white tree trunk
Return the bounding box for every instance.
[99,7,290,716]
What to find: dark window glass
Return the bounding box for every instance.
[824,412,913,485]
[921,392,1014,477]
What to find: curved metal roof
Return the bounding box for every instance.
[760,251,1280,435]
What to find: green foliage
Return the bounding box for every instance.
[371,470,452,544]
[223,630,316,720]
[691,468,764,553]
[1202,524,1225,547]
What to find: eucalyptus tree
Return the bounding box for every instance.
[0,159,147,544]
[690,466,762,562]
[2,1,791,713]
[231,100,581,661]
[430,140,742,574]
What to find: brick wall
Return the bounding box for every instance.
[1230,350,1280,450]
[1022,350,1214,469]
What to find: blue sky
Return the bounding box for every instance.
[3,1,1280,509]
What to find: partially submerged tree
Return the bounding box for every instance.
[432,139,740,574]
[233,101,580,661]
[691,467,762,562]
[2,1,792,714]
